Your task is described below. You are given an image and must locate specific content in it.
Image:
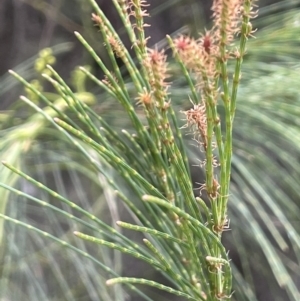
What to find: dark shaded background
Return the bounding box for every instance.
[1,0,279,109]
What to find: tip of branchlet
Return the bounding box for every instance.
[106,279,113,286]
[91,13,102,24]
[41,73,48,79]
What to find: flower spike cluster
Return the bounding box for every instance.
[212,0,244,48]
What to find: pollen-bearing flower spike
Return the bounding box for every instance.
[212,0,244,47]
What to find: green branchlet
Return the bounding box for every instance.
[1,0,258,300]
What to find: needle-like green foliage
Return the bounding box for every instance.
[1,1,300,301]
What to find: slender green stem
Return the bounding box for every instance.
[106,277,198,301]
[116,221,187,246]
[0,214,155,301]
[74,231,163,270]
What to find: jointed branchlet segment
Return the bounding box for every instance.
[170,0,257,298]
[130,0,151,49]
[3,1,258,301]
[212,0,244,49]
